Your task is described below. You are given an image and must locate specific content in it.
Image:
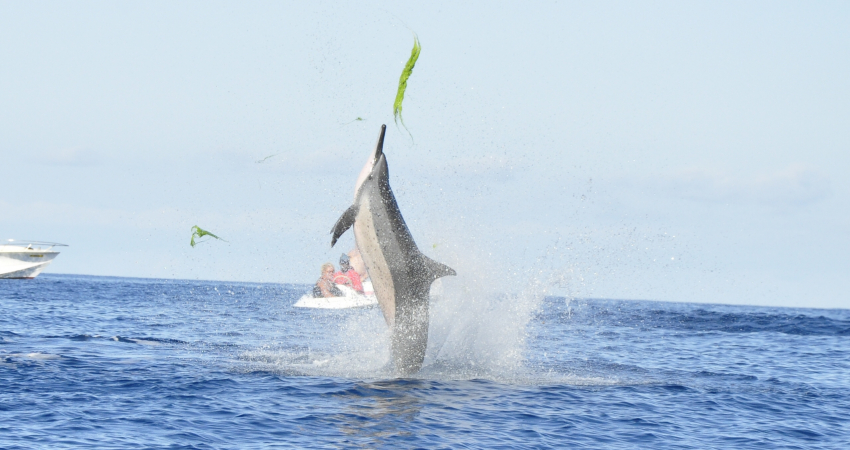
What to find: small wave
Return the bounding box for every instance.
[69,334,98,341]
[40,334,189,346]
[26,352,61,360]
[5,352,61,360]
[238,347,391,378]
[692,370,759,382]
[130,339,161,346]
[0,331,22,343]
[108,336,188,345]
[43,334,103,341]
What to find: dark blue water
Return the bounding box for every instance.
[2,274,848,448]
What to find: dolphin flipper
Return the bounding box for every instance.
[422,255,456,281]
[330,204,359,247]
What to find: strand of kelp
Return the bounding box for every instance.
[190,225,225,247]
[393,34,421,139]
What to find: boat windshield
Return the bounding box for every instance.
[1,240,68,251]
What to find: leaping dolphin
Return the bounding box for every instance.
[331,124,456,375]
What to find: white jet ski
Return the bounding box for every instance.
[293,280,378,309]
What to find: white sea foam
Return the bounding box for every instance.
[241,307,393,378]
[22,352,61,360]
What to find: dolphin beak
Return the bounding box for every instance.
[374,124,386,165]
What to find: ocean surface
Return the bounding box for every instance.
[1,274,848,449]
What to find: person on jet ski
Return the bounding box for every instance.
[333,253,364,294]
[347,248,369,283]
[313,263,343,298]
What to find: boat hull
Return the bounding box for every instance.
[0,251,59,279]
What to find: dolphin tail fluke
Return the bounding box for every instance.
[422,255,456,281]
[330,204,359,247]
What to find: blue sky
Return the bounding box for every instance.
[1,1,848,308]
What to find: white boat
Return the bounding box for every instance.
[0,240,67,279]
[293,280,378,309]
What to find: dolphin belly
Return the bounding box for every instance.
[353,195,396,327]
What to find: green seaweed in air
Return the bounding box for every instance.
[190,225,225,247]
[393,34,421,138]
[342,117,365,126]
[255,154,277,163]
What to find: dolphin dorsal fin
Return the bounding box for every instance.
[422,255,456,281]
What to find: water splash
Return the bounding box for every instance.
[243,246,555,383]
[241,308,391,378]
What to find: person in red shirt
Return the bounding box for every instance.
[333,253,364,294]
[347,248,369,283]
